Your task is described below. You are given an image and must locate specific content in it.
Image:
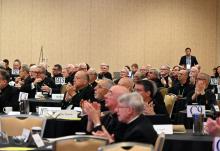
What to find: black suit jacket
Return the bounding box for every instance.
[114,114,158,145]
[0,85,19,112]
[179,55,198,67]
[62,85,95,109]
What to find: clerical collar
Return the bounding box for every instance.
[127,114,140,124]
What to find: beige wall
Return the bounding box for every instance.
[217,0,220,66]
[0,0,218,73]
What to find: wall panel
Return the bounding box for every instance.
[0,0,217,73]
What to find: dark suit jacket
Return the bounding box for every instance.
[62,85,95,109]
[19,76,35,98]
[98,72,112,80]
[153,91,168,115]
[187,89,216,110]
[168,82,194,98]
[0,85,19,112]
[179,55,198,67]
[114,114,158,145]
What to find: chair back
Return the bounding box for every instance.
[98,142,153,151]
[159,88,168,99]
[60,84,67,94]
[164,94,176,118]
[53,135,108,151]
[0,115,46,137]
[154,132,165,151]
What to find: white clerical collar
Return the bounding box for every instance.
[127,114,140,124]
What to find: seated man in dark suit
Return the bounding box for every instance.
[93,79,114,112]
[98,63,112,80]
[83,85,129,134]
[134,80,168,115]
[28,65,57,98]
[10,59,21,81]
[14,64,33,96]
[92,92,158,145]
[3,59,12,77]
[62,70,94,109]
[168,69,194,98]
[87,68,98,89]
[187,73,216,110]
[179,47,198,70]
[52,64,63,93]
[147,68,163,88]
[159,65,172,88]
[0,69,19,112]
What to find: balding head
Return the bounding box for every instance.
[94,79,114,100]
[190,67,199,78]
[178,69,188,84]
[74,71,89,90]
[118,77,134,92]
[104,85,129,112]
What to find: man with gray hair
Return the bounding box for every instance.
[29,65,57,98]
[187,73,216,109]
[189,66,199,85]
[87,68,98,89]
[92,92,158,144]
[147,68,163,88]
[160,65,172,88]
[98,63,112,80]
[15,64,31,89]
[94,79,114,111]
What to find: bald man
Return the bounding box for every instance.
[118,77,134,92]
[62,71,94,109]
[84,85,129,134]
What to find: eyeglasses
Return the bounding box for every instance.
[116,106,129,111]
[34,71,43,74]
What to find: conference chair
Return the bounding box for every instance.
[159,87,168,99]
[53,135,108,151]
[154,132,165,151]
[60,84,67,94]
[0,115,46,137]
[98,142,154,151]
[164,94,177,118]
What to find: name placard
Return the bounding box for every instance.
[19,92,28,102]
[218,85,220,94]
[11,69,19,75]
[187,105,205,118]
[21,128,30,143]
[38,107,61,115]
[32,134,44,148]
[52,94,64,100]
[211,78,218,85]
[153,124,173,134]
[213,137,220,151]
[55,77,65,85]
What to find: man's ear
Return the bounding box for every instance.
[127,107,133,115]
[146,91,151,97]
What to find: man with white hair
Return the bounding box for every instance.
[114,67,129,84]
[98,63,112,80]
[93,79,114,111]
[147,68,163,88]
[39,62,51,78]
[87,68,98,89]
[160,65,172,88]
[92,92,158,144]
[189,66,199,85]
